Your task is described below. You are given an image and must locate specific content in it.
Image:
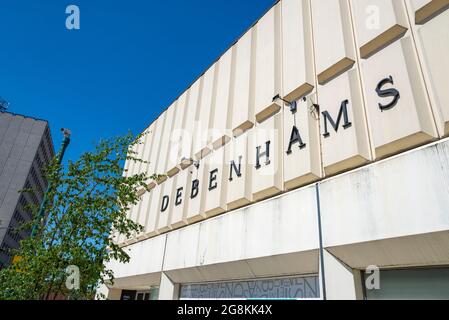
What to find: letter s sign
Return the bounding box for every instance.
[376,76,400,111]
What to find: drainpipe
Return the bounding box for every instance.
[315,182,327,300]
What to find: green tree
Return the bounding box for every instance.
[0,132,162,300]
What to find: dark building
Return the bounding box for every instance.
[0,111,54,269]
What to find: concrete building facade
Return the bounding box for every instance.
[101,0,449,300]
[0,111,54,269]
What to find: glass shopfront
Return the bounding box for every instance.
[179,275,320,300]
[364,267,449,300]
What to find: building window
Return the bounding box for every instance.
[120,290,136,301]
[120,287,159,301]
[149,287,159,300]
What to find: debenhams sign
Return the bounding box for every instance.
[120,0,448,241]
[157,75,400,214]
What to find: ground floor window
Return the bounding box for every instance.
[120,286,160,300]
[179,275,319,300]
[364,267,449,300]
[148,286,160,300]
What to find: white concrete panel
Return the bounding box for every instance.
[351,0,409,59]
[245,251,319,279]
[407,5,449,136]
[359,37,438,159]
[111,228,120,245]
[180,80,201,164]
[132,134,146,176]
[281,0,315,101]
[254,4,282,123]
[163,223,201,271]
[126,144,138,178]
[225,132,253,210]
[252,113,283,201]
[137,190,152,237]
[311,0,357,85]
[163,251,319,285]
[283,94,322,190]
[194,66,217,159]
[158,273,180,300]
[159,184,320,273]
[156,103,177,183]
[243,186,320,259]
[408,0,449,25]
[122,156,130,178]
[95,284,110,300]
[121,198,137,243]
[196,208,246,265]
[157,176,175,234]
[184,159,207,223]
[409,0,432,11]
[328,231,449,269]
[145,184,163,236]
[323,250,363,300]
[141,123,156,175]
[167,93,188,176]
[211,49,234,149]
[129,198,141,226]
[204,148,227,217]
[318,68,372,176]
[197,185,320,266]
[174,262,256,284]
[107,234,166,279]
[231,29,255,134]
[169,168,189,229]
[147,113,166,180]
[320,140,449,248]
[111,274,161,291]
[135,128,151,175]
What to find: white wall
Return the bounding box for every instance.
[106,138,449,300]
[320,139,449,248]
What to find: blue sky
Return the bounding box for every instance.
[0,0,274,161]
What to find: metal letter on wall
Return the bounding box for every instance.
[283,95,322,190]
